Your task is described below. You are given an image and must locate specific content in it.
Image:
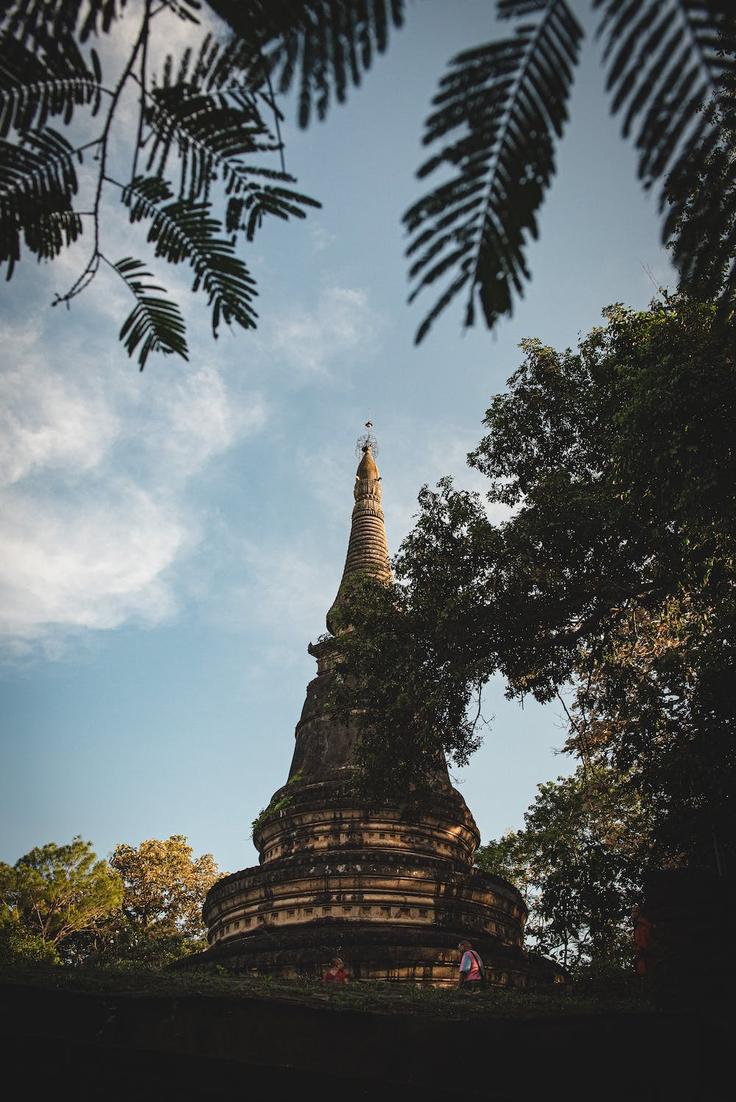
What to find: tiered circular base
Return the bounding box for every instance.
[186,918,560,987]
[190,781,562,987]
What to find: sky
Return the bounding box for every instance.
[0,0,675,875]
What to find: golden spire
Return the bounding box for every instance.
[326,432,391,635]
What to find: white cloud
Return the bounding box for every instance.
[310,223,337,253]
[0,352,119,486]
[0,313,268,659]
[0,250,382,664]
[0,4,385,663]
[269,287,381,379]
[129,365,269,480]
[0,484,187,639]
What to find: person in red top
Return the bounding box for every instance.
[632,905,655,977]
[323,956,349,984]
[457,940,485,992]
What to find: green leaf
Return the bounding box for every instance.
[121,175,258,336]
[0,127,81,278]
[206,0,407,128]
[114,256,188,370]
[0,26,105,138]
[404,1,583,342]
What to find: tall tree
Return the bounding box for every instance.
[334,294,736,871]
[103,834,221,964]
[0,836,123,953]
[477,763,659,971]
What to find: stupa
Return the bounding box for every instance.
[197,439,560,986]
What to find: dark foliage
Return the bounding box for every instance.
[0,128,83,278]
[0,0,327,368]
[664,54,736,308]
[122,175,258,336]
[336,296,736,870]
[405,1,583,342]
[0,24,104,136]
[476,762,658,971]
[142,35,320,225]
[207,0,406,128]
[406,1,735,341]
[2,2,732,355]
[114,256,188,369]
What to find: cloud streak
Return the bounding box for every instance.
[0,351,119,486]
[269,287,381,379]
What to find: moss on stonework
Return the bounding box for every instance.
[250,771,304,838]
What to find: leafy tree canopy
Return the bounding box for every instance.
[109,833,220,939]
[109,834,220,946]
[0,915,61,966]
[62,834,222,968]
[0,836,123,951]
[477,761,659,971]
[335,294,735,870]
[0,834,222,969]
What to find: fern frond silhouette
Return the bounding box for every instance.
[597,0,736,315]
[0,128,81,278]
[114,256,189,370]
[122,176,258,336]
[144,35,321,231]
[0,0,732,363]
[405,1,583,343]
[0,0,326,369]
[405,0,734,339]
[207,0,407,128]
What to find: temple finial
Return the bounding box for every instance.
[355,420,378,459]
[325,426,391,635]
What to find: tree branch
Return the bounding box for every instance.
[53,1,153,308]
[464,0,560,322]
[131,0,151,183]
[263,67,286,175]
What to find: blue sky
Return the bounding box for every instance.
[0,0,674,875]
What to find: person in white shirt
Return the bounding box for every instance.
[457,940,485,991]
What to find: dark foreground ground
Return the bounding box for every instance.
[0,967,728,1102]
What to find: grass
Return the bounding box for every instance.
[0,963,655,1020]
